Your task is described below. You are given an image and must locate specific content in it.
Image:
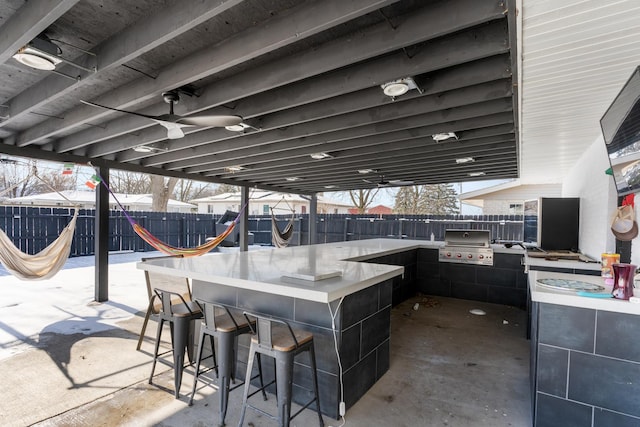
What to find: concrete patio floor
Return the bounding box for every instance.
[0,253,531,426]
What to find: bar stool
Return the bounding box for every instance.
[188,299,267,426]
[149,287,203,398]
[238,312,324,427]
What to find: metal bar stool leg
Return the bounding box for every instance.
[149,317,165,384]
[172,316,190,398]
[188,326,207,406]
[275,352,295,427]
[237,341,257,427]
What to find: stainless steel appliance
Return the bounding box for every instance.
[439,229,494,266]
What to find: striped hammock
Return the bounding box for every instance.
[271,211,295,248]
[132,219,237,257]
[96,174,245,257]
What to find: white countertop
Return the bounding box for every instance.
[524,253,602,272]
[529,270,640,315]
[137,238,525,303]
[138,239,421,303]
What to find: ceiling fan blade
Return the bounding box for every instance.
[155,121,185,139]
[81,100,158,121]
[176,115,243,127]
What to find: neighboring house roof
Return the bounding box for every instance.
[190,190,352,207]
[367,205,393,214]
[459,180,562,208]
[3,190,196,208]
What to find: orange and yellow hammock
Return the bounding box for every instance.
[132,220,237,257]
[99,175,244,257]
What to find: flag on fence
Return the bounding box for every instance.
[85,174,101,189]
[62,163,74,175]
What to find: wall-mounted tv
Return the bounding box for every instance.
[601,66,640,196]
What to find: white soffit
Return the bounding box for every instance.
[519,0,640,184]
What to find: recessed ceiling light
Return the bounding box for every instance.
[225,123,250,132]
[456,157,475,164]
[381,77,419,98]
[12,38,62,71]
[468,172,486,177]
[225,165,245,172]
[285,177,301,182]
[310,152,332,160]
[324,185,337,189]
[358,169,374,174]
[432,132,458,142]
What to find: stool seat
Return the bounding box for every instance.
[251,325,313,352]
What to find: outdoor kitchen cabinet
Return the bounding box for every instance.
[417,248,527,309]
[529,270,640,427]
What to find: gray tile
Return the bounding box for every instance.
[477,267,518,288]
[487,285,526,307]
[538,303,595,352]
[594,408,640,427]
[535,393,592,427]
[596,311,640,362]
[361,307,391,356]
[536,345,568,397]
[343,285,379,328]
[569,351,640,417]
[451,281,487,302]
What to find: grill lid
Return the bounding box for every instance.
[444,229,491,248]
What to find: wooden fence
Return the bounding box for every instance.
[0,206,532,256]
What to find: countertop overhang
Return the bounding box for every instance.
[529,270,640,315]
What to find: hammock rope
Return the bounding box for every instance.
[94,171,247,257]
[270,197,295,248]
[0,166,80,280]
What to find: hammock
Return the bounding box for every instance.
[97,174,246,257]
[271,198,295,248]
[0,209,78,280]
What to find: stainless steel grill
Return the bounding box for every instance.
[439,229,494,266]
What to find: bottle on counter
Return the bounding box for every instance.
[430,232,435,242]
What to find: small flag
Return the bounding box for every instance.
[85,174,101,189]
[62,163,74,175]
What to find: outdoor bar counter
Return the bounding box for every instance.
[528,270,640,426]
[138,239,427,418]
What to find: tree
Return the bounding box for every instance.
[213,183,240,195]
[174,180,215,202]
[150,175,179,211]
[109,170,150,194]
[349,188,379,213]
[393,184,458,214]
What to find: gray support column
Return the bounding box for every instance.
[309,194,318,245]
[239,186,249,252]
[94,166,109,302]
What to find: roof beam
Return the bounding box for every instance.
[165,82,511,169]
[16,0,404,147]
[0,0,79,65]
[1,0,244,128]
[54,1,509,154]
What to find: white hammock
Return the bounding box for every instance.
[0,209,78,280]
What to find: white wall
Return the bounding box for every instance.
[562,136,618,259]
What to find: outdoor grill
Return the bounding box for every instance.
[439,229,494,266]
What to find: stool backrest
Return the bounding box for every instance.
[153,287,197,316]
[243,311,300,350]
[141,255,190,312]
[196,299,241,331]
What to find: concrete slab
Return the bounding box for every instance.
[0,254,531,426]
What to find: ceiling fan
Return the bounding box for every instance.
[363,173,414,187]
[81,90,242,139]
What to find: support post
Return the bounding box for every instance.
[95,165,109,302]
[239,186,249,252]
[309,194,318,245]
